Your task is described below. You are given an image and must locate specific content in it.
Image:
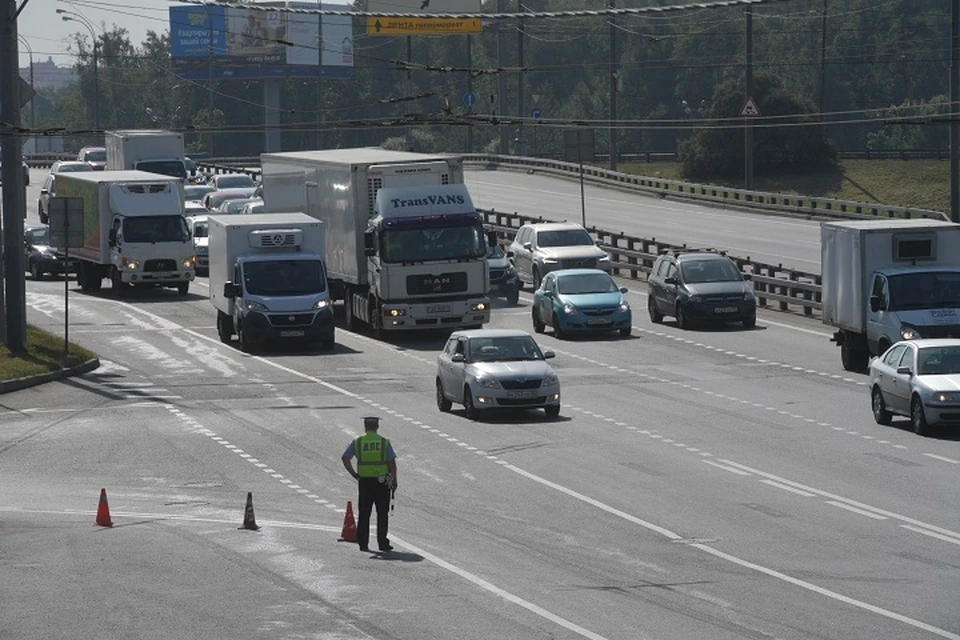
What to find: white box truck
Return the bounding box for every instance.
[105,129,190,181]
[259,148,491,335]
[55,170,195,296]
[208,213,334,352]
[821,219,960,371]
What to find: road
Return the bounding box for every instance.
[1,167,958,639]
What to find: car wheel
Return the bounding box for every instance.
[619,326,631,337]
[532,307,545,334]
[532,266,542,290]
[552,313,564,339]
[911,395,931,436]
[506,288,520,306]
[742,314,756,329]
[871,386,892,426]
[176,282,190,296]
[463,386,478,419]
[648,296,663,324]
[436,378,452,412]
[544,404,560,418]
[29,260,43,281]
[676,303,689,330]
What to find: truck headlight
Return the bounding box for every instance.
[245,300,268,312]
[472,301,489,311]
[122,258,139,270]
[314,299,331,310]
[183,257,195,268]
[477,377,501,389]
[900,326,921,340]
[563,303,579,315]
[383,307,406,317]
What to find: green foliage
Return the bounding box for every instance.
[866,96,949,151]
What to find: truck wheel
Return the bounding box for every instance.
[840,342,868,372]
[111,270,127,297]
[369,299,383,339]
[506,288,520,306]
[237,322,255,353]
[29,261,43,281]
[216,311,233,343]
[343,288,358,331]
[176,282,190,296]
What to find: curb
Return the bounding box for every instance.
[0,357,101,394]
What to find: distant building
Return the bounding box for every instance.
[19,57,76,91]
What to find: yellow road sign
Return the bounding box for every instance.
[366,17,481,35]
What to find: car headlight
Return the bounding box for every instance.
[688,294,703,303]
[934,391,960,403]
[563,302,579,315]
[314,299,331,310]
[542,257,559,264]
[900,326,921,340]
[477,377,501,389]
[744,290,755,301]
[542,374,559,387]
[245,300,268,311]
[182,257,195,268]
[619,302,630,312]
[598,253,611,263]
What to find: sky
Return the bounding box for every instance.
[18,1,181,69]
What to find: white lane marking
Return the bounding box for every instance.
[825,501,888,520]
[760,480,816,497]
[922,453,960,465]
[702,460,751,476]
[900,525,960,546]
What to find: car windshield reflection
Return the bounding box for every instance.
[468,336,543,362]
[916,346,960,375]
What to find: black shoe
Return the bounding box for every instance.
[379,544,394,552]
[359,546,370,552]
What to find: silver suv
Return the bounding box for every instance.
[508,222,612,289]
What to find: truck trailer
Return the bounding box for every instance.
[55,170,195,296]
[105,129,189,181]
[260,148,490,335]
[821,219,960,371]
[208,213,335,352]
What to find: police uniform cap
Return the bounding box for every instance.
[362,415,381,426]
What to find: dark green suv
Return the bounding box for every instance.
[647,249,756,329]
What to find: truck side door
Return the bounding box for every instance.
[866,274,891,354]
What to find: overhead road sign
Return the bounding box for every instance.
[367,17,481,34]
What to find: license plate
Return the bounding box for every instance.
[587,318,612,325]
[508,390,537,399]
[280,330,305,338]
[427,304,451,313]
[715,306,738,314]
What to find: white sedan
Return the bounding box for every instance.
[436,329,561,419]
[869,338,960,436]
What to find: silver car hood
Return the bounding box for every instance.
[916,374,960,391]
[537,245,605,260]
[469,361,555,378]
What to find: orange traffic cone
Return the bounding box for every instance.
[238,492,260,531]
[338,501,357,542]
[95,488,113,527]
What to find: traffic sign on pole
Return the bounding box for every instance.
[740,96,761,117]
[463,92,476,107]
[531,107,541,119]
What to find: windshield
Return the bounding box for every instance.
[136,160,187,180]
[537,228,594,247]
[681,259,743,284]
[486,244,505,259]
[26,227,50,245]
[184,185,215,200]
[243,260,326,296]
[917,346,960,375]
[468,335,544,362]
[83,149,106,162]
[217,175,255,189]
[381,225,486,263]
[122,215,190,243]
[557,273,618,295]
[888,272,960,310]
[192,222,208,238]
[219,200,250,214]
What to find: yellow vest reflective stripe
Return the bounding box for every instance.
[355,433,390,478]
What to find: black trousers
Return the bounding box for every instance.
[357,477,391,549]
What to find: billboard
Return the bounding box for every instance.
[169,2,353,80]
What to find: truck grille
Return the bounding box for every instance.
[914,325,960,339]
[144,259,177,272]
[407,272,468,295]
[499,379,542,390]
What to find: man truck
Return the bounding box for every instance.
[821,219,960,371]
[259,148,490,335]
[55,170,195,297]
[105,129,191,181]
[208,213,335,352]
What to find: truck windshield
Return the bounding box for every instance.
[122,215,190,243]
[888,272,960,310]
[135,160,187,180]
[243,260,326,296]
[381,225,486,263]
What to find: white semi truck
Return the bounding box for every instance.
[55,170,195,296]
[259,148,491,335]
[821,219,960,371]
[208,213,335,352]
[105,129,190,181]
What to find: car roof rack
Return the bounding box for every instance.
[658,247,726,257]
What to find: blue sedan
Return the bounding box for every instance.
[531,268,632,338]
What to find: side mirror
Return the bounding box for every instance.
[487,230,498,247]
[451,353,465,363]
[743,273,752,281]
[896,365,913,376]
[543,350,555,359]
[41,188,49,195]
[543,290,553,298]
[506,250,515,259]
[223,282,241,299]
[619,287,628,294]
[664,276,678,286]
[108,229,118,247]
[870,294,883,313]
[364,230,376,257]
[523,242,532,251]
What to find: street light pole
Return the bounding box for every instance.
[57,9,100,131]
[18,36,35,152]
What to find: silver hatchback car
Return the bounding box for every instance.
[869,338,960,436]
[436,329,561,419]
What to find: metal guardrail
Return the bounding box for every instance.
[480,208,823,319]
[463,153,947,222]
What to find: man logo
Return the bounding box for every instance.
[271,234,284,245]
[288,316,295,322]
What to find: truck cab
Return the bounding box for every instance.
[866,267,960,355]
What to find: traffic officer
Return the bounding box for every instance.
[341,415,398,552]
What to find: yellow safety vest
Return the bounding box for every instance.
[355,432,390,478]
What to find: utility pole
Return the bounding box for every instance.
[208,14,215,155]
[466,34,473,153]
[951,0,959,222]
[744,7,755,191]
[18,36,34,151]
[515,0,525,156]
[609,0,618,171]
[819,0,828,115]
[497,0,508,154]
[1,0,27,349]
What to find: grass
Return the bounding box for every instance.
[0,325,97,382]
[616,158,951,214]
